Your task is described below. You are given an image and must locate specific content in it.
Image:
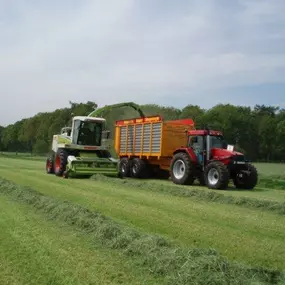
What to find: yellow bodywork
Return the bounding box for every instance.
[114,116,195,169]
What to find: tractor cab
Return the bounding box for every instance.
[188,129,238,167]
[70,116,109,146]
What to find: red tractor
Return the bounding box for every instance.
[170,129,258,190]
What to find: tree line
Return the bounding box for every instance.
[0,101,284,162]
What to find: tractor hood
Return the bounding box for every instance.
[211,146,244,161]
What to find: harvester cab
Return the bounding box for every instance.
[70,116,106,146]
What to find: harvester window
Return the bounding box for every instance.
[77,121,103,146]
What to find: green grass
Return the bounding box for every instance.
[89,175,285,215]
[0,152,44,161]
[255,162,285,177]
[0,157,285,272]
[0,194,159,285]
[0,179,283,285]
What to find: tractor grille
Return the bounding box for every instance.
[234,155,245,162]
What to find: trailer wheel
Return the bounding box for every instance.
[170,153,195,185]
[119,158,131,177]
[46,157,54,174]
[233,164,258,190]
[54,149,68,177]
[205,161,229,189]
[130,158,148,178]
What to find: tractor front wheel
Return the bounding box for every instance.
[119,158,131,178]
[205,161,229,190]
[54,149,68,177]
[233,164,258,190]
[46,157,54,174]
[170,152,195,185]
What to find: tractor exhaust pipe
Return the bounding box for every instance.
[206,134,211,161]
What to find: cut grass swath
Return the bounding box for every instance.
[91,175,285,215]
[0,178,284,285]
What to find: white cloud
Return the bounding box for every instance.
[0,0,285,125]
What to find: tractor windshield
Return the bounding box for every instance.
[210,135,227,149]
[75,120,103,146]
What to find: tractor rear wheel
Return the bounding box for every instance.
[233,164,258,190]
[46,157,54,174]
[119,158,131,178]
[205,161,229,189]
[130,158,148,178]
[170,152,195,185]
[54,149,68,177]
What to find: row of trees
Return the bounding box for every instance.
[0,101,284,162]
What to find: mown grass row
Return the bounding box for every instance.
[259,176,285,190]
[0,178,284,285]
[91,175,285,215]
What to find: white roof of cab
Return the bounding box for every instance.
[73,116,106,122]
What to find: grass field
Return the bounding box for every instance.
[0,155,285,284]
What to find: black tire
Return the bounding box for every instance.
[130,158,148,178]
[46,157,54,174]
[233,164,258,190]
[54,149,68,177]
[205,161,229,190]
[119,158,131,178]
[170,152,195,185]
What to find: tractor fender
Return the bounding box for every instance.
[173,147,198,163]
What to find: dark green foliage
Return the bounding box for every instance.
[1,101,285,161]
[0,178,284,285]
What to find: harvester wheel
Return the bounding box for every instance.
[119,158,131,177]
[205,161,229,190]
[170,152,195,185]
[130,158,148,178]
[233,164,258,190]
[46,157,54,174]
[54,149,68,177]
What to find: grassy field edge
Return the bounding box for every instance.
[0,178,284,285]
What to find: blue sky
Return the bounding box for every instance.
[0,0,285,125]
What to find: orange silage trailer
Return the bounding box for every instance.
[115,115,195,178]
